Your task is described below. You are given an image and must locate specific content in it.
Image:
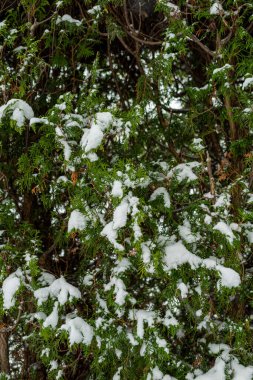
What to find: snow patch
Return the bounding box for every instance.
[2,269,23,309]
[167,162,200,182]
[111,180,123,198]
[0,99,34,127]
[213,221,235,244]
[68,210,86,232]
[210,1,223,15]
[56,14,82,26]
[61,316,93,345]
[34,276,81,305]
[242,77,253,90]
[163,241,240,288]
[150,187,171,208]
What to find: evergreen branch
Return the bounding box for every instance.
[189,34,215,58]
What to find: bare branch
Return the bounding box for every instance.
[189,34,215,58]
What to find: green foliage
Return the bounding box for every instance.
[0,1,253,379]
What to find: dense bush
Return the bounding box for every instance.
[0,1,253,379]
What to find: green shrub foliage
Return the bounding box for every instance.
[0,1,253,379]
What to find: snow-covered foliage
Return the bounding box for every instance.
[0,1,253,379]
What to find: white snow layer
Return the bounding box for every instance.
[113,367,123,380]
[242,77,253,90]
[213,221,235,243]
[210,1,223,15]
[81,112,113,153]
[55,126,72,161]
[68,210,86,232]
[101,221,124,251]
[163,241,240,288]
[150,187,171,208]
[113,198,129,229]
[129,309,156,339]
[81,124,103,153]
[111,180,123,198]
[30,117,48,125]
[189,344,253,380]
[61,316,93,345]
[167,162,200,182]
[56,14,82,26]
[43,302,59,328]
[2,269,23,309]
[104,277,128,306]
[179,220,200,243]
[34,276,81,305]
[0,99,34,127]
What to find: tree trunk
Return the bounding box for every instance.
[0,331,10,374]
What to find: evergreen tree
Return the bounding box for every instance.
[0,1,253,379]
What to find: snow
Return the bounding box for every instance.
[81,124,104,153]
[104,277,128,306]
[101,221,124,251]
[167,2,180,15]
[231,358,253,380]
[0,20,6,29]
[167,162,200,182]
[50,360,58,370]
[214,193,230,208]
[189,344,253,380]
[246,230,253,244]
[113,198,129,229]
[11,108,25,127]
[30,117,48,125]
[150,187,171,208]
[55,126,72,161]
[163,241,240,288]
[179,220,200,243]
[164,241,201,269]
[163,310,178,327]
[43,302,59,328]
[193,357,226,380]
[61,316,93,345]
[113,258,131,275]
[93,112,113,131]
[213,221,235,244]
[192,138,204,151]
[129,309,156,339]
[96,294,108,312]
[104,259,130,306]
[55,102,66,111]
[242,77,253,90]
[56,14,82,26]
[213,64,232,75]
[0,99,34,127]
[141,242,151,264]
[177,281,188,298]
[156,336,167,348]
[2,269,22,309]
[34,276,81,305]
[83,274,93,286]
[215,264,241,288]
[152,366,164,379]
[210,1,223,15]
[88,5,101,15]
[113,367,122,380]
[81,112,113,153]
[68,210,86,232]
[38,271,56,286]
[127,331,139,346]
[111,180,123,198]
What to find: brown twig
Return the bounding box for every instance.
[224,95,237,141]
[206,151,216,200]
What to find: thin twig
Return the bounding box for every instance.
[189,34,215,58]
